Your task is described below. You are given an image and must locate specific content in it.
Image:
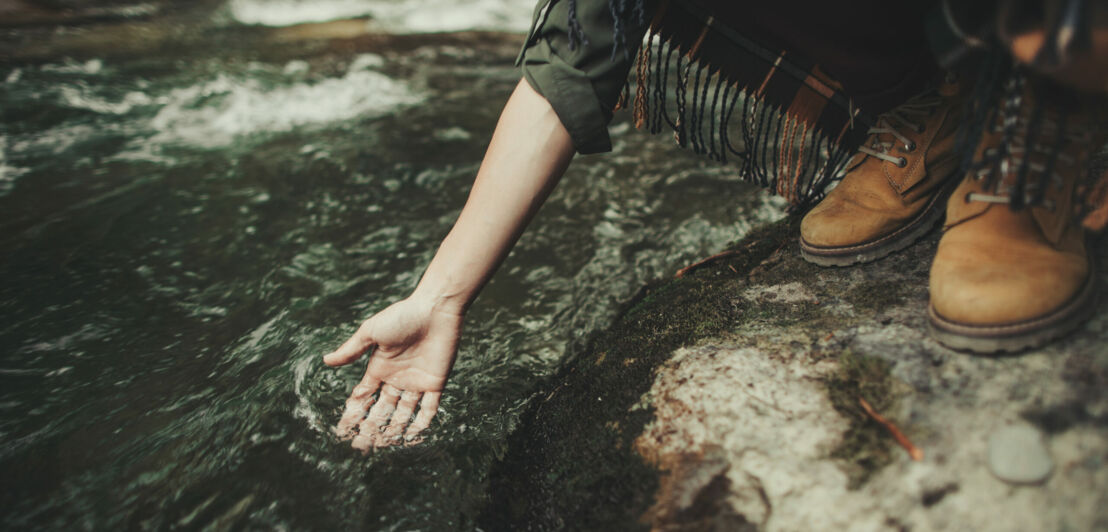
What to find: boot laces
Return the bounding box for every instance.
[967,115,1091,212]
[856,93,944,168]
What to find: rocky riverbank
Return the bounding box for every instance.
[4,4,1105,527]
[485,218,1108,531]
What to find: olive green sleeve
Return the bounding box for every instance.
[515,0,654,154]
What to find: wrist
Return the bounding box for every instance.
[410,277,470,316]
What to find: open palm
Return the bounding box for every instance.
[323,297,462,451]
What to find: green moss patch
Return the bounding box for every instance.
[823,350,898,488]
[843,280,910,313]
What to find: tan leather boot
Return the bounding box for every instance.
[800,78,965,266]
[929,83,1102,353]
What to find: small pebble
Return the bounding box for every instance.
[987,422,1053,485]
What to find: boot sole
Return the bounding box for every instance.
[928,265,1099,354]
[799,175,960,267]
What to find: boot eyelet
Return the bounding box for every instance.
[896,157,908,168]
[899,140,916,153]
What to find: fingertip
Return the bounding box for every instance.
[333,424,355,440]
[351,434,372,453]
[421,391,442,412]
[403,394,440,444]
[323,330,375,366]
[322,350,355,367]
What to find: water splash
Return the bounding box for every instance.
[144,59,423,150]
[4,55,423,168]
[227,0,534,32]
[41,59,105,75]
[0,137,28,196]
[59,86,153,115]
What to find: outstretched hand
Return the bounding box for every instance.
[323,297,462,451]
[321,79,574,452]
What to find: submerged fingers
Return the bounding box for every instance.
[381,391,421,445]
[404,392,441,445]
[339,385,442,451]
[352,384,402,452]
[334,376,381,439]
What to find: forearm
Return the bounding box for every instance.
[411,78,575,312]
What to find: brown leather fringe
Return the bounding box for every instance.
[623,0,867,207]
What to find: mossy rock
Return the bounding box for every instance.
[480,219,799,530]
[823,350,899,488]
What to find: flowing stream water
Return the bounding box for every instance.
[0,1,785,528]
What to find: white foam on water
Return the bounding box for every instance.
[347,53,384,71]
[7,124,100,158]
[6,55,422,167]
[84,2,159,17]
[282,60,310,76]
[228,0,375,26]
[228,0,376,26]
[59,86,154,115]
[291,354,329,434]
[227,0,534,33]
[143,57,423,150]
[0,137,29,196]
[41,59,104,75]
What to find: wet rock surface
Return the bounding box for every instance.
[487,219,1108,530]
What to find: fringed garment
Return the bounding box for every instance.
[518,0,940,208]
[517,0,1108,223]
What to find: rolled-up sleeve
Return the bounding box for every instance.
[516,0,654,154]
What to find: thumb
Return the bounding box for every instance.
[323,319,376,366]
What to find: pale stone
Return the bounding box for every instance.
[987,423,1054,485]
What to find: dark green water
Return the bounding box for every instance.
[0,5,783,529]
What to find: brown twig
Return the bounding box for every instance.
[675,250,747,278]
[676,234,792,278]
[858,397,923,462]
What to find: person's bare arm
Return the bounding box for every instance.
[322,78,576,451]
